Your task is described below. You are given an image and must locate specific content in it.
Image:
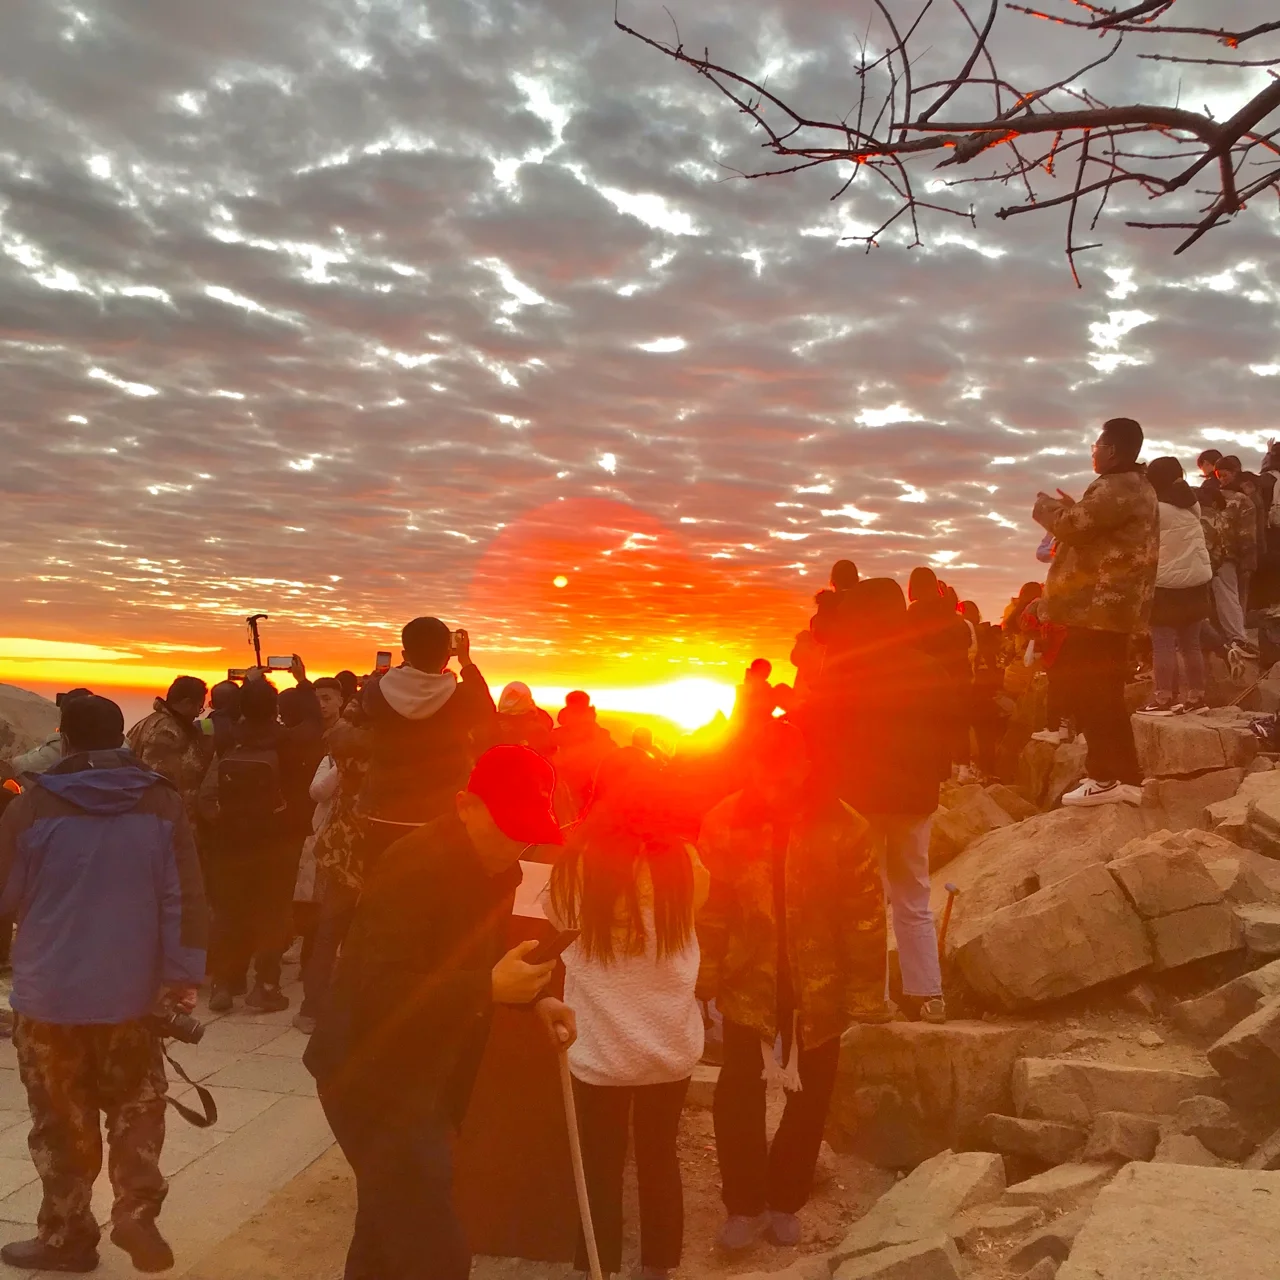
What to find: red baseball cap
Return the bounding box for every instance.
[466,745,563,846]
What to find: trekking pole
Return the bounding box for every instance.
[246,614,268,668]
[557,1051,605,1280]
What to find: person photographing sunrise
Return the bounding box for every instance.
[304,744,575,1280]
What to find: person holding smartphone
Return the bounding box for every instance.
[542,748,708,1280]
[304,745,574,1280]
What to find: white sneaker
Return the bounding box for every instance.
[1031,728,1066,744]
[1120,783,1144,806]
[1227,646,1249,681]
[1063,778,1128,807]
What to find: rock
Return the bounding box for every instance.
[955,865,1153,1010]
[938,807,1151,956]
[830,1022,1031,1169]
[1204,856,1274,905]
[1235,904,1280,955]
[1016,737,1059,810]
[833,1150,1005,1260]
[1206,994,1280,1091]
[1002,1163,1118,1211]
[930,788,1014,870]
[1045,739,1089,809]
[1141,768,1243,831]
[983,1114,1086,1166]
[833,1236,962,1280]
[0,683,58,763]
[1151,1133,1227,1167]
[1006,1207,1090,1271]
[1145,901,1242,970]
[951,1203,1044,1252]
[1022,1262,1060,1280]
[1244,1125,1280,1170]
[987,783,1040,822]
[1137,1030,1164,1048]
[1108,833,1227,917]
[1132,714,1254,778]
[1058,1163,1280,1278]
[1013,1058,1220,1127]
[1081,1111,1161,1163]
[1173,957,1280,1039]
[737,1257,836,1280]
[1118,981,1165,1017]
[1168,1095,1254,1161]
[687,1062,718,1110]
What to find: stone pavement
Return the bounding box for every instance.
[0,971,335,1279]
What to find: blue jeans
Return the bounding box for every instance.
[867,814,942,999]
[1151,621,1206,702]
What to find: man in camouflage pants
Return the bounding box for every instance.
[0,695,207,1273]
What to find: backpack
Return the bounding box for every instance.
[207,744,286,836]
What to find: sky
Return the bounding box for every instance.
[1,0,1277,723]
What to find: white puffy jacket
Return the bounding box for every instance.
[1156,501,1212,590]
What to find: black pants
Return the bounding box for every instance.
[1055,626,1141,785]
[207,843,301,989]
[714,1019,841,1217]
[1046,659,1069,730]
[573,1076,689,1274]
[300,880,360,1019]
[321,1093,467,1280]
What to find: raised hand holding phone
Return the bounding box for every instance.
[491,940,555,1004]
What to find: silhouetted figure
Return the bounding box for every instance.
[496,682,555,758]
[554,692,617,815]
[810,559,861,657]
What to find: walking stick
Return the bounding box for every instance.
[558,1051,605,1280]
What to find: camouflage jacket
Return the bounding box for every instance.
[1033,468,1158,633]
[126,700,211,826]
[696,793,888,1049]
[1222,489,1260,573]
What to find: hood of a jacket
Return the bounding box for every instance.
[36,749,165,815]
[379,666,458,720]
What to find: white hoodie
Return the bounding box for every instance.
[1156,500,1212,591]
[377,666,458,720]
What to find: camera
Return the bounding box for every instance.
[149,1010,205,1045]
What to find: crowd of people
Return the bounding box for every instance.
[0,415,1277,1278]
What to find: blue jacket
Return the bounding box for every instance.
[0,749,208,1025]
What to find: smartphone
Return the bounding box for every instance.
[450,628,467,656]
[227,668,249,681]
[525,929,580,966]
[266,656,293,670]
[375,650,392,672]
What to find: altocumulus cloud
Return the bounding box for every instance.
[0,0,1277,678]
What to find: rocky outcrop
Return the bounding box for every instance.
[0,683,58,764]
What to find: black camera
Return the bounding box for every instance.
[149,1010,205,1045]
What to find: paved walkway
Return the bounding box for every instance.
[0,971,335,1279]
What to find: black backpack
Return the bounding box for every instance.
[212,744,286,836]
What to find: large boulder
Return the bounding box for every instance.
[1107,830,1243,970]
[1173,957,1280,1039]
[0,683,58,763]
[1013,1058,1220,1127]
[1207,994,1280,1094]
[1235,904,1280,957]
[938,807,1154,956]
[930,786,1014,871]
[833,1150,1005,1261]
[986,783,1039,823]
[1205,769,1280,842]
[1141,768,1243,831]
[982,1114,1086,1166]
[829,1022,1030,1169]
[1133,711,1258,779]
[1058,1163,1280,1280]
[955,864,1152,1009]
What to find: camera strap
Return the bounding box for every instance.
[161,1045,218,1129]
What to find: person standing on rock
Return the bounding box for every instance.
[1032,417,1158,807]
[1137,457,1213,716]
[697,721,887,1255]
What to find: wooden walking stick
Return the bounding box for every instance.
[558,1050,605,1280]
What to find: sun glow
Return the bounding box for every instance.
[530,678,735,733]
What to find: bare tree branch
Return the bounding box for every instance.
[617,0,1280,276]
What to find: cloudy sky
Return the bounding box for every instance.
[1,0,1276,704]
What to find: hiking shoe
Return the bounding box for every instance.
[1030,728,1066,744]
[244,984,289,1013]
[1062,779,1127,808]
[717,1213,769,1253]
[1227,646,1249,681]
[207,986,233,1014]
[1,1238,99,1272]
[918,996,948,1024]
[767,1212,802,1248]
[1136,699,1177,717]
[110,1220,174,1273]
[1174,696,1208,715]
[292,1012,317,1035]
